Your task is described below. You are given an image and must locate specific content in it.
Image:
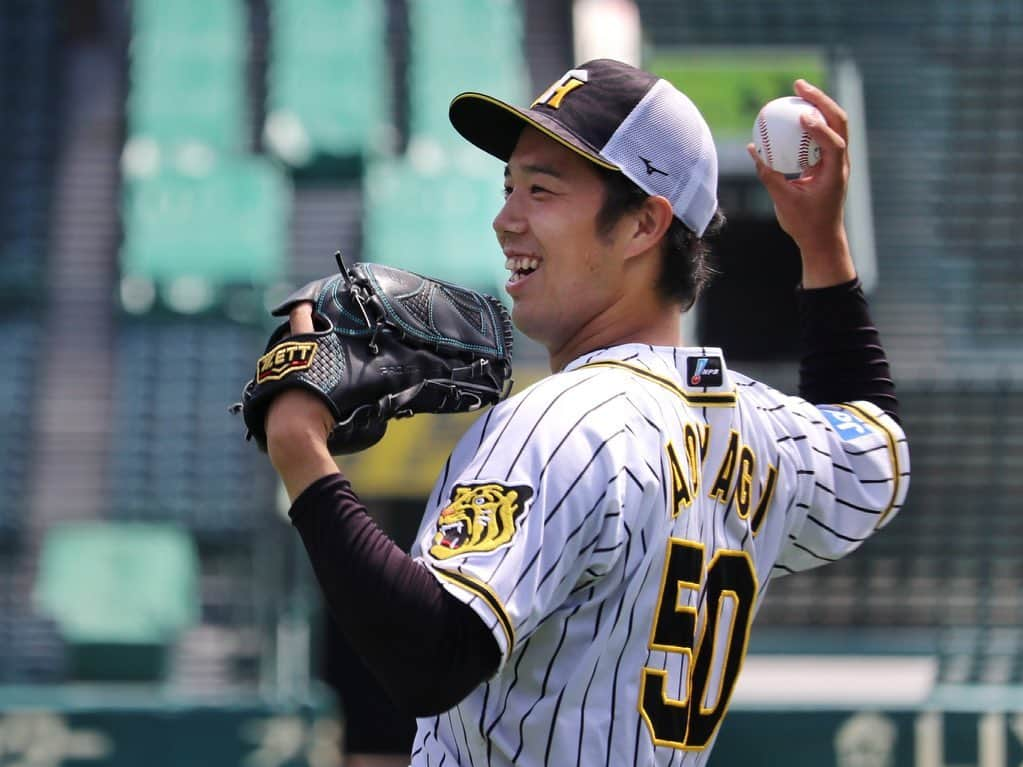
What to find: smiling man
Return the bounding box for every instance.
[497,127,681,371]
[261,59,910,766]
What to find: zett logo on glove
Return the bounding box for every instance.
[256,341,318,383]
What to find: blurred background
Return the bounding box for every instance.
[1,0,1021,764]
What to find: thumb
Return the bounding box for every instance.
[289,302,315,335]
[747,142,793,196]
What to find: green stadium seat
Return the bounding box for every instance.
[34,522,199,680]
[127,0,248,152]
[407,0,528,143]
[264,0,391,165]
[120,157,290,304]
[127,63,247,152]
[363,156,506,293]
[132,0,246,44]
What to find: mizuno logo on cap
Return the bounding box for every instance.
[640,156,669,177]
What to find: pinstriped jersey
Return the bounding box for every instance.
[409,343,910,767]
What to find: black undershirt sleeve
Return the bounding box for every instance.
[289,472,500,717]
[797,278,900,423]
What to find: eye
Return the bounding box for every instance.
[502,185,512,199]
[474,496,486,505]
[530,184,550,195]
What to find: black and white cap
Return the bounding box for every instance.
[449,58,719,237]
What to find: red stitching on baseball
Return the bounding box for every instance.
[798,131,812,170]
[757,117,773,167]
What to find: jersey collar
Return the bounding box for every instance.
[564,344,733,393]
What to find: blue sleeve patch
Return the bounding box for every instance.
[820,406,876,442]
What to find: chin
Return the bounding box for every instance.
[510,303,531,334]
[510,304,545,344]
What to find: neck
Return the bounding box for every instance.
[548,300,684,372]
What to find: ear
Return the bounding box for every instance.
[622,195,674,260]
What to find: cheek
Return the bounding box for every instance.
[575,238,617,286]
[534,210,612,290]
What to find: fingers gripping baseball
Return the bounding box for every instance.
[796,79,848,144]
[794,80,849,187]
[748,80,855,286]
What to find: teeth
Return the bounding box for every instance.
[505,256,540,273]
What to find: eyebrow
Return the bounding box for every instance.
[503,163,564,180]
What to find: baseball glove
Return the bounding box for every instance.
[235,258,514,454]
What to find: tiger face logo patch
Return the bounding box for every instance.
[256,341,318,384]
[429,482,533,560]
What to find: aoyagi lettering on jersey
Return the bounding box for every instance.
[409,344,910,767]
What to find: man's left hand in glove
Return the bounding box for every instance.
[235,259,515,469]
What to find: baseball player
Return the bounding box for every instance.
[261,59,909,765]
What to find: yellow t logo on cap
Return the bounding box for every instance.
[532,68,588,109]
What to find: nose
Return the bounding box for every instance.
[492,190,526,240]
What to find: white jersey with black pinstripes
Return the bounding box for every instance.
[408,343,910,767]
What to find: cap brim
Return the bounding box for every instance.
[449,92,620,171]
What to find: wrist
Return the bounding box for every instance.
[265,391,339,500]
[267,418,326,463]
[798,229,855,289]
[268,430,339,502]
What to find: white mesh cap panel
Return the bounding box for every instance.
[600,79,718,236]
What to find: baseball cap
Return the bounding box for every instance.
[449,58,719,236]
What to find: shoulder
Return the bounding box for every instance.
[486,367,627,443]
[449,356,663,472]
[497,352,678,430]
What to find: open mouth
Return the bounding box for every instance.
[506,256,539,285]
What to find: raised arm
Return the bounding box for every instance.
[749,80,898,422]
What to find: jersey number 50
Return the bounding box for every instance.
[638,539,757,751]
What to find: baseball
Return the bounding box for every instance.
[753,96,822,176]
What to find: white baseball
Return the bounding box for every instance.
[753,96,822,177]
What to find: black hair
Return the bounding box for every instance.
[595,167,724,311]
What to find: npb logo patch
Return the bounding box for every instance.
[687,356,723,387]
[820,406,875,442]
